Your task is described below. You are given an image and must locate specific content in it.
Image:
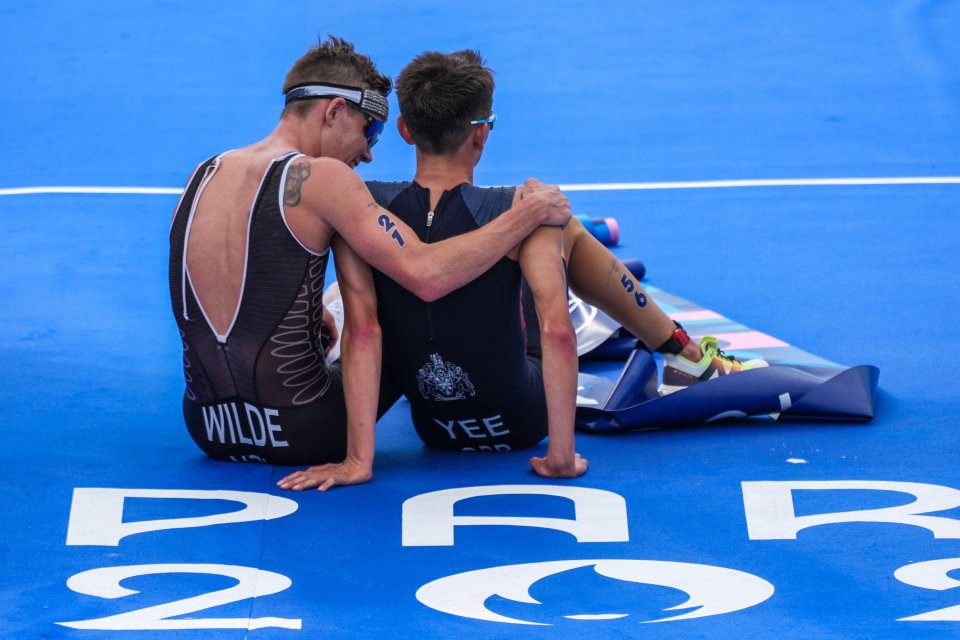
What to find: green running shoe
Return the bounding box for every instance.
[660,336,768,395]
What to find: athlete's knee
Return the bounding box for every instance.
[562,216,590,259]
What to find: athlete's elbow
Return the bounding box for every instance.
[412,282,445,303]
[342,318,382,349]
[404,281,442,303]
[540,320,578,357]
[404,268,448,302]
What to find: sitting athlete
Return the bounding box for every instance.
[277,50,766,490]
[169,38,572,466]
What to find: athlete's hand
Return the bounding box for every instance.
[521,178,571,227]
[277,458,372,492]
[530,452,589,479]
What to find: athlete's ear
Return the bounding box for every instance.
[471,122,489,150]
[396,115,416,146]
[323,98,347,126]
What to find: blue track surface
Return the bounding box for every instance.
[1,2,959,639]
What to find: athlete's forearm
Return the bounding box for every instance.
[340,321,381,470]
[540,318,579,469]
[331,235,382,472]
[515,225,578,467]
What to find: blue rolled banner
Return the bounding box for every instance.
[573,285,879,433]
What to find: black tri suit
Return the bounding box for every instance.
[170,152,396,465]
[367,181,548,452]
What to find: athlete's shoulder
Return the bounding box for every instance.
[460,184,518,226]
[365,180,412,209]
[365,180,411,189]
[299,155,354,178]
[181,154,221,183]
[290,156,366,201]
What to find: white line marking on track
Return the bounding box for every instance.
[0,186,183,196]
[557,177,960,191]
[1,176,959,197]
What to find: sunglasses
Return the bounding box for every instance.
[346,102,385,148]
[469,113,497,131]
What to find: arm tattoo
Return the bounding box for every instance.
[283,160,312,207]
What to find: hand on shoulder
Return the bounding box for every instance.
[518,178,571,227]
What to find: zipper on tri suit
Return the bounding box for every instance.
[425,209,436,341]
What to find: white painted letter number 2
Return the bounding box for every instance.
[58,563,301,631]
[895,558,960,622]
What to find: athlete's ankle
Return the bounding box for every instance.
[679,341,702,362]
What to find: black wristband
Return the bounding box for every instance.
[656,321,690,355]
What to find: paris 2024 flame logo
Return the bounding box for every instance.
[416,559,774,625]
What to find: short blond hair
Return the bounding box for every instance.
[282,36,392,118]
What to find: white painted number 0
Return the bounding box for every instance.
[58,563,301,630]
